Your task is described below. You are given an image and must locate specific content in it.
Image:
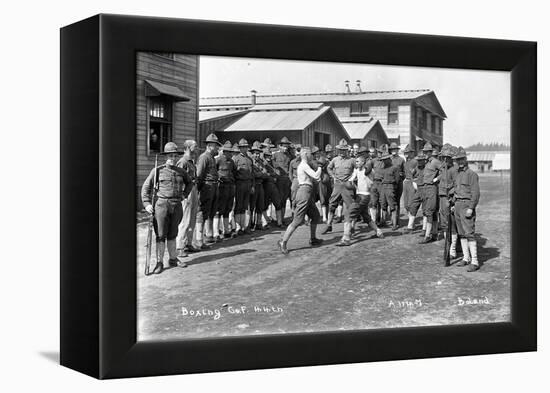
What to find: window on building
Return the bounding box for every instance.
[388,101,399,124]
[148,95,173,154]
[431,116,437,134]
[350,102,370,116]
[421,111,427,130]
[314,132,331,150]
[417,107,422,128]
[368,139,377,148]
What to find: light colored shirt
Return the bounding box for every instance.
[349,167,372,195]
[297,160,321,185]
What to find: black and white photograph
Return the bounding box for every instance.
[136,54,511,341]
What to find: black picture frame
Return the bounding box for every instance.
[60,14,536,379]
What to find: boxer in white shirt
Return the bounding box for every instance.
[277,147,323,254]
[349,156,384,240]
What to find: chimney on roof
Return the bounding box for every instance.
[251,90,257,105]
[356,80,362,93]
[344,80,351,94]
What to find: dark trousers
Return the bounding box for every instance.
[319,180,333,207]
[409,185,424,216]
[395,180,403,210]
[422,184,439,222]
[234,180,251,214]
[216,182,235,217]
[154,198,183,241]
[291,184,321,226]
[439,195,457,233]
[328,181,355,220]
[350,194,372,223]
[403,179,415,212]
[264,181,282,210]
[454,200,476,240]
[276,177,291,208]
[197,182,218,223]
[249,181,264,214]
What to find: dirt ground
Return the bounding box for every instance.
[136,173,511,341]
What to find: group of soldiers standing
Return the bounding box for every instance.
[141,133,481,275]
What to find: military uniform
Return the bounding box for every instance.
[263,153,283,213]
[215,142,237,237]
[453,147,481,271]
[233,143,253,216]
[250,153,268,225]
[289,156,301,207]
[272,137,293,215]
[408,157,426,218]
[141,142,192,273]
[176,152,199,251]
[403,156,418,213]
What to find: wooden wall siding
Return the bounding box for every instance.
[305,111,349,148]
[414,92,446,118]
[136,52,199,200]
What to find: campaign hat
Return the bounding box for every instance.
[160,142,182,155]
[237,138,249,147]
[335,139,350,150]
[454,146,467,159]
[422,142,433,152]
[279,136,292,145]
[250,141,263,152]
[204,133,222,146]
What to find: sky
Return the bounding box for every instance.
[199,56,510,147]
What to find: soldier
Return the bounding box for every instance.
[389,142,405,217]
[214,141,237,240]
[438,144,459,257]
[176,140,202,256]
[277,147,323,254]
[402,144,418,233]
[453,147,481,271]
[351,143,360,158]
[369,146,385,227]
[249,141,268,230]
[141,142,193,273]
[196,134,222,246]
[261,137,275,149]
[272,136,293,221]
[323,139,356,246]
[379,152,401,230]
[349,155,384,238]
[262,148,284,227]
[407,154,427,232]
[318,144,334,222]
[419,142,442,243]
[233,139,253,235]
[289,144,302,210]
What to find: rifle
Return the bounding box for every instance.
[144,154,159,276]
[443,167,452,266]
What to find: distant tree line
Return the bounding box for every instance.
[466,142,510,151]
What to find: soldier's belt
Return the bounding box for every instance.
[157,196,182,202]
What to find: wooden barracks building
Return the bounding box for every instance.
[199,80,446,151]
[136,52,199,198]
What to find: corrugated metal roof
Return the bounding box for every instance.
[250,102,324,111]
[199,110,248,122]
[223,106,332,132]
[200,89,432,107]
[467,152,496,162]
[343,121,378,140]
